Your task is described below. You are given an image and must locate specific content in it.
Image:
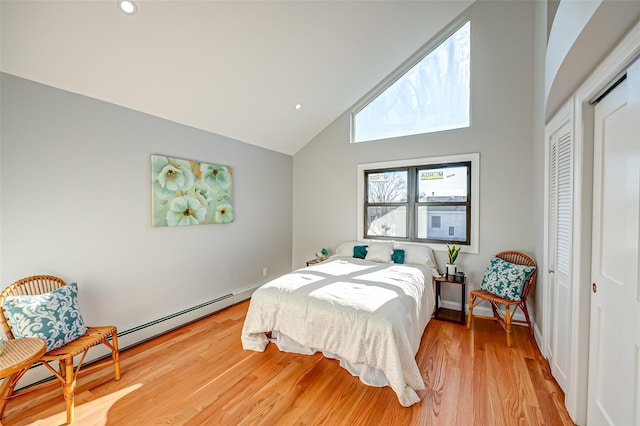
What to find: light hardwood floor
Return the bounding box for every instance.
[3,301,574,425]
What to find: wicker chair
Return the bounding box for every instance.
[466,251,537,347]
[0,275,120,424]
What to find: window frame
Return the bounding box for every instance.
[357,153,480,254]
[363,168,411,239]
[415,161,471,244]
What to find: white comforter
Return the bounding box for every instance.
[241,256,435,406]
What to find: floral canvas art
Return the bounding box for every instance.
[151,154,233,227]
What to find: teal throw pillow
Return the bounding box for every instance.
[353,245,368,259]
[392,249,405,264]
[2,282,88,351]
[480,257,536,301]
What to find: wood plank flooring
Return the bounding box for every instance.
[2,301,574,425]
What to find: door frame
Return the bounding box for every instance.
[542,20,640,424]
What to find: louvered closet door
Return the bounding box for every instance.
[547,118,573,394]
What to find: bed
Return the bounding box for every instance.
[241,241,438,407]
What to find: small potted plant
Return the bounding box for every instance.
[446,244,461,277]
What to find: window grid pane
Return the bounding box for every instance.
[418,166,468,202]
[366,206,407,238]
[417,205,467,242]
[367,170,408,203]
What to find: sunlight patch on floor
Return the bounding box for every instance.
[28,383,143,425]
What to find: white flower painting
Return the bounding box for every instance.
[152,154,233,227]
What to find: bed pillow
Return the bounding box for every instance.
[396,244,439,276]
[353,245,368,259]
[480,257,536,301]
[335,241,360,257]
[2,282,88,351]
[391,249,405,264]
[365,242,394,263]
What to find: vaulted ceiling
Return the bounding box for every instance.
[0,1,473,155]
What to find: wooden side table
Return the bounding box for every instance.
[0,338,46,420]
[433,275,467,325]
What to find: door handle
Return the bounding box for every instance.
[548,269,554,274]
[592,282,597,293]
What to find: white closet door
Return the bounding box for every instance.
[546,117,573,394]
[587,62,640,425]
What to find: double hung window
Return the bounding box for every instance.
[362,157,475,246]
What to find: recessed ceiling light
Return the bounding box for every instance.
[119,0,137,14]
[294,103,302,110]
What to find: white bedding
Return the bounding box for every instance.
[241,256,435,406]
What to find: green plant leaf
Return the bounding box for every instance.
[447,244,461,264]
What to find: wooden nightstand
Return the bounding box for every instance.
[433,275,467,325]
[306,258,323,267]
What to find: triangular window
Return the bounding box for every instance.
[352,21,470,143]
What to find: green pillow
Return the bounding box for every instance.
[2,283,88,351]
[353,245,368,259]
[480,257,536,301]
[392,249,405,264]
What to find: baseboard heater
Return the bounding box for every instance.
[17,284,261,389]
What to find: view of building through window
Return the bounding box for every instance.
[416,165,468,241]
[353,21,470,143]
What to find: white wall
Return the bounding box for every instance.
[531,0,549,340]
[292,1,536,311]
[0,74,293,332]
[545,0,640,120]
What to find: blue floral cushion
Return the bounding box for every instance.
[2,283,88,351]
[480,257,536,301]
[392,249,405,264]
[353,245,368,259]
